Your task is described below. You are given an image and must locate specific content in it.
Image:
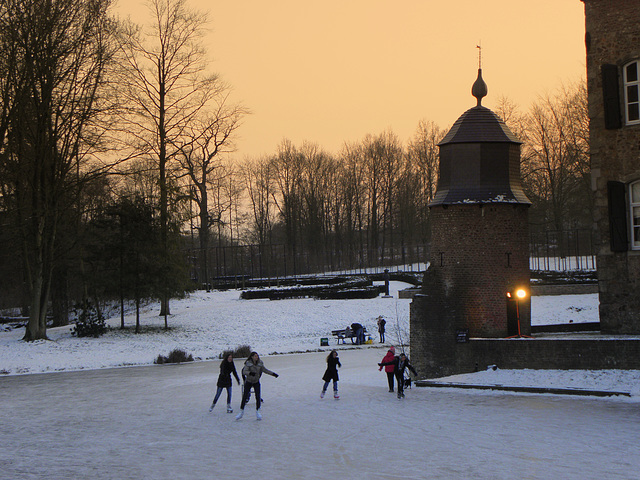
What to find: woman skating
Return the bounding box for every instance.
[321,350,341,399]
[209,352,241,413]
[236,352,279,420]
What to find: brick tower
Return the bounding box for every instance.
[410,69,531,377]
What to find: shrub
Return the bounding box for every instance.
[219,344,252,359]
[155,348,194,364]
[71,300,107,338]
[234,344,252,358]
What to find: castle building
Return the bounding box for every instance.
[582,0,640,333]
[410,69,531,377]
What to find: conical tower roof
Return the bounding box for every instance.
[430,69,530,206]
[439,69,521,145]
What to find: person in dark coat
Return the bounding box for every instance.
[351,322,365,345]
[209,353,241,413]
[377,316,386,343]
[379,352,417,399]
[321,350,342,399]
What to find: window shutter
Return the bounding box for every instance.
[602,64,622,129]
[608,181,628,252]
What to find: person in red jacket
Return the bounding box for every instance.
[379,352,418,399]
[379,346,396,392]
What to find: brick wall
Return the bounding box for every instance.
[584,0,640,333]
[412,289,640,378]
[427,203,530,337]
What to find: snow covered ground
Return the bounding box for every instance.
[1,282,640,479]
[0,282,638,395]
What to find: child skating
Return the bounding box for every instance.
[321,350,341,399]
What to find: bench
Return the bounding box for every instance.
[331,327,371,345]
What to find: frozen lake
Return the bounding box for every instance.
[1,348,638,480]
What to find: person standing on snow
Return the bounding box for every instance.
[236,352,279,420]
[209,352,241,413]
[321,350,341,399]
[379,346,396,392]
[377,316,386,343]
[379,352,417,399]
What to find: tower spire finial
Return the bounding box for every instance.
[472,43,487,106]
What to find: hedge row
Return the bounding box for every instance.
[239,277,380,300]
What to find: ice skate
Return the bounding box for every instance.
[209,403,215,412]
[235,409,244,420]
[256,409,262,421]
[333,391,339,400]
[226,404,233,413]
[320,390,326,399]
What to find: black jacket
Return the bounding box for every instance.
[217,360,240,388]
[322,355,342,382]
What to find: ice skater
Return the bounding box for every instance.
[379,352,417,399]
[321,350,341,399]
[236,352,279,420]
[379,346,396,392]
[209,352,241,413]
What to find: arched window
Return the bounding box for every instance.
[624,60,640,125]
[631,180,640,249]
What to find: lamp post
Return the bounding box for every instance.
[506,288,533,339]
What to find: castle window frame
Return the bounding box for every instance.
[623,60,640,125]
[631,180,640,249]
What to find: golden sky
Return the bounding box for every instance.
[116,0,586,159]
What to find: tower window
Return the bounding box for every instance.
[624,61,640,125]
[631,180,640,249]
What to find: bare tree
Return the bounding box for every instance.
[242,156,276,251]
[0,0,117,341]
[361,131,403,263]
[270,139,304,255]
[521,80,591,231]
[117,0,220,322]
[298,142,334,256]
[405,120,444,243]
[337,142,368,263]
[175,97,246,289]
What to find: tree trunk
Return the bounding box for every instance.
[23,264,49,341]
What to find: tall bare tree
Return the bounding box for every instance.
[361,131,403,263]
[405,120,443,243]
[270,139,303,255]
[521,80,591,231]
[242,157,276,276]
[117,0,218,322]
[0,0,116,341]
[337,142,367,261]
[175,98,246,289]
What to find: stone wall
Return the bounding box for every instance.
[529,284,598,295]
[411,292,640,377]
[584,0,640,333]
